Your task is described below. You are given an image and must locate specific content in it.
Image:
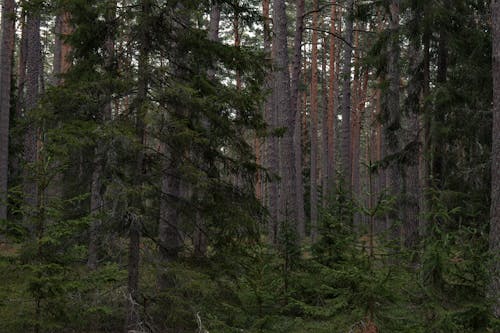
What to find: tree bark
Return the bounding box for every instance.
[340,0,354,193]
[326,0,337,200]
[384,0,402,242]
[88,1,116,270]
[490,0,500,318]
[0,0,16,220]
[309,0,319,242]
[23,8,42,228]
[290,0,305,239]
[263,0,278,241]
[273,0,296,226]
[125,0,150,330]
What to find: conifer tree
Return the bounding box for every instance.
[0,0,15,220]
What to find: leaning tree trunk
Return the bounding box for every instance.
[0,0,16,220]
[490,0,500,318]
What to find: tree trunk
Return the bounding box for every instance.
[384,0,402,243]
[326,0,337,200]
[340,0,354,193]
[193,1,221,257]
[321,36,329,209]
[88,1,116,270]
[0,0,16,220]
[490,0,500,318]
[309,0,319,242]
[125,0,150,330]
[263,0,278,241]
[403,0,423,249]
[23,9,42,229]
[290,0,305,239]
[273,0,296,227]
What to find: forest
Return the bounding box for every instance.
[0,0,499,332]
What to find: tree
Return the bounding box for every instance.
[340,0,354,193]
[273,0,295,227]
[490,0,500,318]
[290,0,305,239]
[309,0,319,241]
[0,0,15,220]
[23,3,42,227]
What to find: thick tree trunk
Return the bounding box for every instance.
[23,9,42,227]
[290,0,305,239]
[309,0,319,242]
[273,0,296,226]
[0,0,16,220]
[490,0,500,318]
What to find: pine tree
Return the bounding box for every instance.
[490,0,500,318]
[0,0,15,220]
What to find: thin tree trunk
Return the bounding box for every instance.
[309,0,319,242]
[193,1,221,257]
[125,0,150,330]
[489,0,500,318]
[88,1,115,270]
[263,0,278,241]
[351,26,361,227]
[321,36,329,209]
[290,0,306,239]
[327,0,337,199]
[340,0,354,194]
[385,0,402,244]
[0,0,16,220]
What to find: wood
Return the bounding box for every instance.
[309,0,319,241]
[490,0,500,318]
[0,0,16,220]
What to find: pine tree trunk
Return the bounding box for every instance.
[490,0,500,318]
[326,0,337,199]
[0,0,16,220]
[385,0,402,242]
[309,0,319,242]
[193,1,221,257]
[290,0,305,239]
[351,27,361,227]
[125,0,150,330]
[88,1,116,270]
[273,0,296,226]
[263,0,279,241]
[321,36,329,209]
[403,2,422,249]
[340,0,354,193]
[23,9,42,229]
